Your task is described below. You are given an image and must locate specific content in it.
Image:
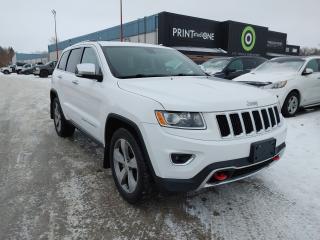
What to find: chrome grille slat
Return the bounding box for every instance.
[216,105,281,139]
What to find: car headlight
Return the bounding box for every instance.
[155,111,206,129]
[262,80,287,89]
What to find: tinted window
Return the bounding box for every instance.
[228,59,243,71]
[81,48,101,74]
[243,58,265,70]
[306,59,319,72]
[66,48,83,73]
[102,46,205,79]
[58,51,70,70]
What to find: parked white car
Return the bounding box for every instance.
[234,56,320,117]
[50,41,286,203]
[0,66,13,74]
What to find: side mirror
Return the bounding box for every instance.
[302,68,313,76]
[76,63,103,81]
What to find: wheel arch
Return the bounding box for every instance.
[104,114,156,179]
[50,89,59,119]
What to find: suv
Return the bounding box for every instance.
[50,42,287,203]
[234,56,320,117]
[201,56,266,80]
[0,66,13,74]
[34,61,56,78]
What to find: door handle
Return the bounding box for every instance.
[72,80,79,85]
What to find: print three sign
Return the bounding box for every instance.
[172,28,215,41]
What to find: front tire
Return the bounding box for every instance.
[109,128,152,204]
[53,98,75,137]
[282,91,300,117]
[3,70,9,74]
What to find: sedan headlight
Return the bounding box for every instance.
[155,111,206,129]
[262,80,287,89]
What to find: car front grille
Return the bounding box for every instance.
[216,105,282,138]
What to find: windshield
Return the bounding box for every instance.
[102,46,205,79]
[202,58,230,71]
[255,58,305,73]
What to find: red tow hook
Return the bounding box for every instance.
[213,171,229,181]
[273,155,280,161]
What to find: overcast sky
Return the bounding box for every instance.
[0,0,319,53]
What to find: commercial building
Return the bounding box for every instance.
[48,12,300,63]
[12,52,48,64]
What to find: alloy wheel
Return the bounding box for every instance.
[54,102,62,132]
[113,139,138,193]
[287,96,298,114]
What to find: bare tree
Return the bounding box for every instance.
[300,47,320,56]
[0,46,15,67]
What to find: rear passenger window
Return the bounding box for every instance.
[58,51,70,70]
[66,48,83,73]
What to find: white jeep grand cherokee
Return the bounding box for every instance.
[50,41,287,203]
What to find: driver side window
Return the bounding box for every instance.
[306,60,319,73]
[81,47,102,74]
[228,59,244,72]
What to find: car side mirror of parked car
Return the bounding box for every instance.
[76,63,103,82]
[302,68,313,76]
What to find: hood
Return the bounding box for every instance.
[117,76,277,112]
[234,71,296,84]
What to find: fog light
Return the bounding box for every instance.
[171,153,194,165]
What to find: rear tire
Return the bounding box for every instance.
[109,128,153,204]
[3,70,9,74]
[53,98,75,137]
[40,70,49,78]
[282,91,300,117]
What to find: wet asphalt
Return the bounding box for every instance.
[0,74,319,240]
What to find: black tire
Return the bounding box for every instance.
[282,91,300,117]
[109,128,153,204]
[39,70,49,78]
[3,70,9,74]
[52,98,75,137]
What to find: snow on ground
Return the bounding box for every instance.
[185,109,320,240]
[0,74,319,240]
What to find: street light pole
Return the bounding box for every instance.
[120,0,123,41]
[52,9,59,61]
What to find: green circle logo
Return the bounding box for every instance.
[241,26,256,52]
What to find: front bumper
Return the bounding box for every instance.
[140,121,287,192]
[155,143,285,192]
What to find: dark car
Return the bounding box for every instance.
[34,61,57,78]
[201,56,267,80]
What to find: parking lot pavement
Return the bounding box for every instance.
[0,74,319,240]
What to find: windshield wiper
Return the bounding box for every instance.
[119,74,169,79]
[171,73,205,77]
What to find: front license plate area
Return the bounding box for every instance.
[250,138,276,163]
